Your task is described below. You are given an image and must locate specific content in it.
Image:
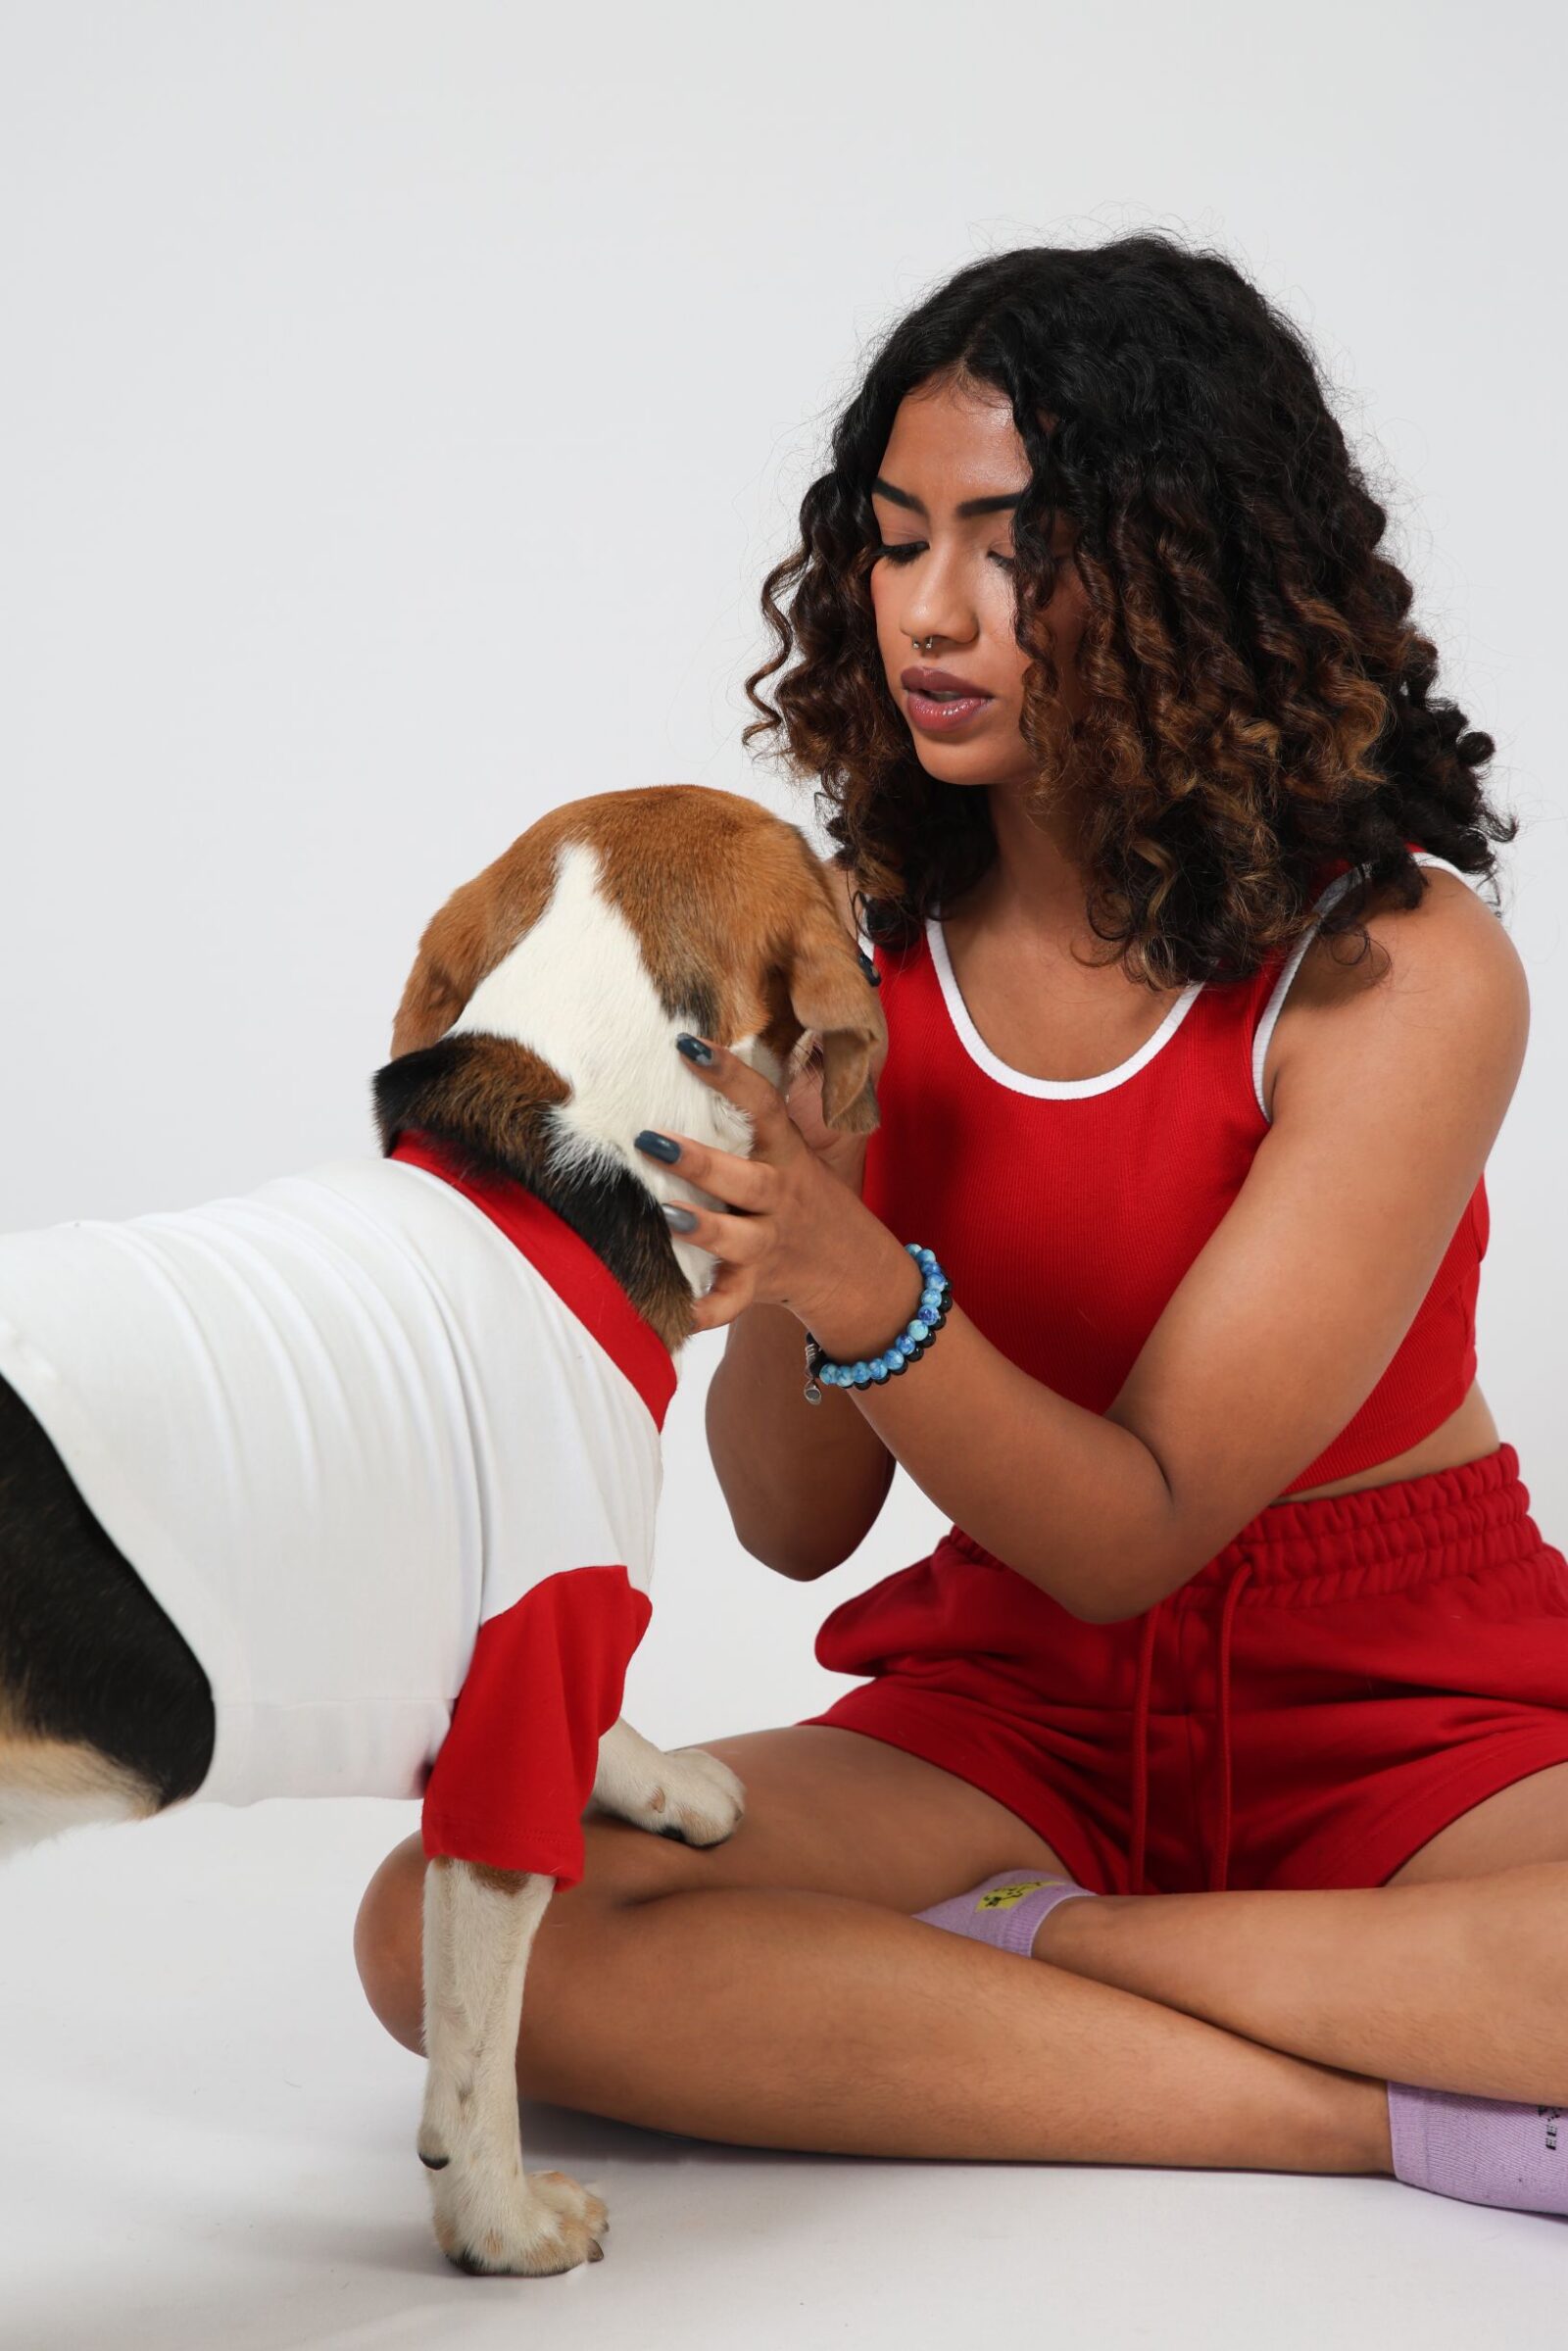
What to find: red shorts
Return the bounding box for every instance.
[796,1441,1568,1894]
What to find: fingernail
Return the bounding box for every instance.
[857,948,882,988]
[636,1130,681,1162]
[662,1202,699,1232]
[674,1033,713,1064]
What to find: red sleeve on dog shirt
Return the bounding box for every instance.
[419,1565,654,1891]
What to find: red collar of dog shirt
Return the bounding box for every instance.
[388,1127,678,1431]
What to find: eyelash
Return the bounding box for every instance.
[876,543,1016,570]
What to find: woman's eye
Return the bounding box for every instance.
[875,542,1016,569]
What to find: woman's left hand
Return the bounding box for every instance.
[635,1035,874,1336]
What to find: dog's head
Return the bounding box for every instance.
[372,787,888,1346]
[384,784,887,1134]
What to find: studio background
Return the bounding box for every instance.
[2,4,1563,2346]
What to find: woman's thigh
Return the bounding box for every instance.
[579,1721,1071,1908]
[1388,1757,1568,1885]
[354,1722,1069,2049]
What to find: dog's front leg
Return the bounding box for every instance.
[417,1855,607,2276]
[591,1717,746,1846]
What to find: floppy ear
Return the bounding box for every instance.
[786,885,888,1133]
[389,877,495,1058]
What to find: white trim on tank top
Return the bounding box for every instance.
[925,911,1206,1101]
[925,851,1482,1108]
[1250,852,1482,1123]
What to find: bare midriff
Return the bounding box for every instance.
[1267,1381,1500,1506]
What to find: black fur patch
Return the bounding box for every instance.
[0,1376,215,1805]
[371,1036,691,1345]
[653,971,720,1043]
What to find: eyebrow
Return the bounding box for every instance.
[871,475,1023,519]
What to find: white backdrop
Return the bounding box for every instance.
[2,5,1564,2345]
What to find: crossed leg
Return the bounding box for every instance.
[355,1722,1387,2172]
[1032,1760,1568,2106]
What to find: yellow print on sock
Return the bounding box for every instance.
[977,1879,1057,1911]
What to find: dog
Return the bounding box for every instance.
[0,782,887,2277]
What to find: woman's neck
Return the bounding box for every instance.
[957,781,1093,944]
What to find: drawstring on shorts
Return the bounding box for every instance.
[807,1443,1549,1902]
[1127,1599,1161,1897]
[1126,1558,1254,1895]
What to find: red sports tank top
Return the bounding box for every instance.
[860,848,1489,1498]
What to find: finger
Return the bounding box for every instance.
[661,1200,773,1268]
[634,1129,777,1212]
[672,1035,796,1154]
[687,1263,756,1335]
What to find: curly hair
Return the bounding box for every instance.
[742,233,1515,988]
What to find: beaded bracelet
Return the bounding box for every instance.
[803,1245,953,1404]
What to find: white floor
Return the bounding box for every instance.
[3,1798,1561,2351]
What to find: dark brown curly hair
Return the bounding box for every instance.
[742,233,1515,988]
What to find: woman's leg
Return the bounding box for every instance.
[1033,1762,1568,2103]
[355,1723,1386,2170]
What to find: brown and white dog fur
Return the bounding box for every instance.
[0,782,886,2278]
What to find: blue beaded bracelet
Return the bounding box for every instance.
[802,1245,952,1404]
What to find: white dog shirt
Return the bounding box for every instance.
[0,1130,675,1889]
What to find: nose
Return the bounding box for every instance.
[899,580,979,652]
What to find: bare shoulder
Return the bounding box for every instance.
[1266,862,1529,1123]
[1108,860,1529,1564]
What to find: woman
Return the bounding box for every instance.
[355,234,1568,2215]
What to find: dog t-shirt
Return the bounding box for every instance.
[0,1130,676,1890]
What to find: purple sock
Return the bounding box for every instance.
[913,1869,1096,1959]
[1389,2082,1568,2217]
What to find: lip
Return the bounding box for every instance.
[901,664,994,735]
[900,665,992,697]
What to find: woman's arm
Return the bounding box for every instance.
[704,858,895,1582]
[657,870,1528,1621]
[705,1294,895,1581]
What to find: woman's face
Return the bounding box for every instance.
[867,371,1089,791]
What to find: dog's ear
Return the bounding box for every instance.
[389,877,495,1058]
[785,876,887,1133]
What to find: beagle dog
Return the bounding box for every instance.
[0,782,886,2278]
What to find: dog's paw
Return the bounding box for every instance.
[641,1744,746,1847]
[431,2163,608,2278]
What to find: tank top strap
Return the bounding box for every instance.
[1248,841,1480,1125]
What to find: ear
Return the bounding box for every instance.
[785,884,888,1133]
[389,877,495,1058]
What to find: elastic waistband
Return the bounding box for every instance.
[949,1442,1542,1607]
[1195,1441,1535,1601]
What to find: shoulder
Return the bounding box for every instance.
[1269,861,1528,1132]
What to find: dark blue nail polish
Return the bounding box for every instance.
[675,1033,713,1064]
[662,1203,699,1232]
[636,1130,681,1163]
[857,948,882,987]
